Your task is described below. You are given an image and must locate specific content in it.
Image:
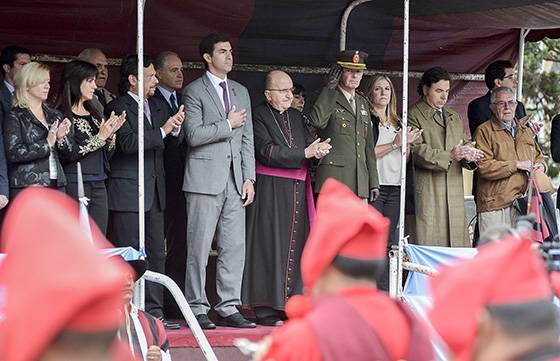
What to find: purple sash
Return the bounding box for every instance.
[255,162,315,225]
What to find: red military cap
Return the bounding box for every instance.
[300,178,390,291]
[0,188,129,361]
[429,237,551,361]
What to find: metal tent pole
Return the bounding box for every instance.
[340,0,373,50]
[517,28,531,101]
[396,0,410,298]
[135,0,147,310]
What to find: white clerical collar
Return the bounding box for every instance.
[206,70,228,88]
[4,80,14,95]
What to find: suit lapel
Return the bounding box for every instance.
[202,75,226,118]
[124,94,152,129]
[336,90,355,116]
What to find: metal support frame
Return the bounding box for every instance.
[144,271,219,361]
[135,0,147,310]
[517,28,531,101]
[388,246,399,298]
[31,54,485,81]
[340,0,373,51]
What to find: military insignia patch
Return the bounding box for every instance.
[352,51,360,64]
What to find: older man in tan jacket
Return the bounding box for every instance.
[474,86,545,234]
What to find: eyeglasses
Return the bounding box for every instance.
[266,88,294,95]
[492,100,518,108]
[503,73,517,80]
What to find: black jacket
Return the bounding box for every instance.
[4,105,73,188]
[61,113,115,180]
[105,94,169,212]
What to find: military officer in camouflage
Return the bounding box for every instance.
[308,50,379,201]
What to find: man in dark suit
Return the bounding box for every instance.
[182,33,256,329]
[0,46,31,123]
[0,46,28,219]
[153,50,188,317]
[468,60,527,136]
[105,54,185,329]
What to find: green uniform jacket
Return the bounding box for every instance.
[408,99,470,247]
[308,87,378,198]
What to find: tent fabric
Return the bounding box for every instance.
[1,1,558,121]
[1,1,559,68]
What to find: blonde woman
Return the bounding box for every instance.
[364,74,421,290]
[4,62,72,198]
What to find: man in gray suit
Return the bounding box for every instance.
[182,33,256,329]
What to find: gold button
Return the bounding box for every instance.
[342,123,347,128]
[357,154,361,158]
[357,142,360,146]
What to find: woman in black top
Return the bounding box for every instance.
[56,60,125,234]
[5,62,72,198]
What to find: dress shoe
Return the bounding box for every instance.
[217,312,256,328]
[256,316,284,327]
[157,316,181,330]
[195,313,216,330]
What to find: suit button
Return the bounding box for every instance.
[357,142,360,146]
[357,154,361,158]
[342,123,347,128]
[329,161,333,165]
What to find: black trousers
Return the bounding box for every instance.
[372,185,401,291]
[108,197,166,318]
[66,180,109,235]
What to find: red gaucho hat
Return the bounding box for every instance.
[300,179,390,291]
[429,237,552,361]
[0,188,129,361]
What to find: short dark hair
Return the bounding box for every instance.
[56,60,102,121]
[417,66,451,96]
[484,60,514,90]
[199,33,230,70]
[331,255,383,281]
[486,300,559,339]
[0,46,31,76]
[154,51,179,71]
[118,54,153,96]
[293,83,306,97]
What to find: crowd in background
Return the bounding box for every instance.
[0,34,558,340]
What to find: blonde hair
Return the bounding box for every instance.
[364,74,399,129]
[13,62,50,109]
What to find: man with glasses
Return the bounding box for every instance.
[473,87,545,234]
[78,48,116,109]
[468,60,528,136]
[308,50,379,202]
[242,70,330,326]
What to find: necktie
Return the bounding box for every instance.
[437,109,444,123]
[143,100,152,125]
[219,81,230,114]
[169,93,178,114]
[349,94,356,113]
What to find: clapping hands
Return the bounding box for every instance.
[450,141,484,163]
[305,138,332,159]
